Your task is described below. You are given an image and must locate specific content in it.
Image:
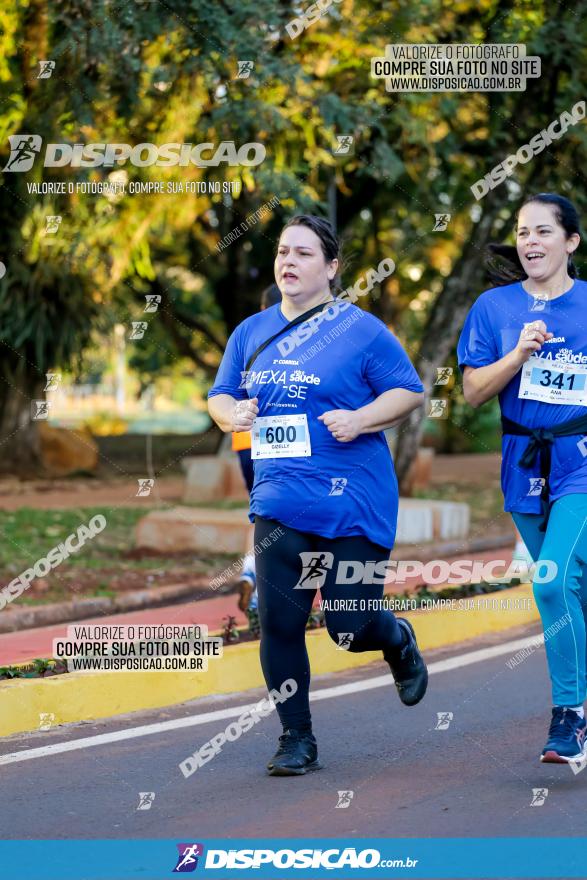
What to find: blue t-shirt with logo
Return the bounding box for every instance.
[208,300,424,549]
[457,279,587,512]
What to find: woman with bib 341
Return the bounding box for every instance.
[208,214,428,775]
[458,193,587,764]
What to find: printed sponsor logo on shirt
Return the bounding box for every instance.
[289,370,320,384]
[239,368,320,388]
[534,346,587,364]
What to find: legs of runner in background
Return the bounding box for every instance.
[512,526,534,577]
[512,494,587,709]
[237,448,255,493]
[235,447,258,613]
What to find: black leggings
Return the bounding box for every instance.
[255,515,403,732]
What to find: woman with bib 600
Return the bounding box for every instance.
[458,193,587,764]
[208,214,427,775]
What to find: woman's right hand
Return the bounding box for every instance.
[232,397,259,432]
[514,320,554,365]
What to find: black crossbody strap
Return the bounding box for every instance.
[244,300,337,373]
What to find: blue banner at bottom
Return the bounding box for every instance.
[0,838,583,879]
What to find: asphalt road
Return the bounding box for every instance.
[1,624,585,875]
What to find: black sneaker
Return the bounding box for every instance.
[266,729,322,776]
[385,618,428,706]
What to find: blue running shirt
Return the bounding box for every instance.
[209,300,424,548]
[457,279,587,512]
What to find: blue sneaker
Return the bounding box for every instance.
[540,707,587,763]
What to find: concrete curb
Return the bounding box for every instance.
[0,578,222,635]
[0,583,537,738]
[0,532,514,634]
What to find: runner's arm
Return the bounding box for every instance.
[463,320,553,408]
[356,388,424,434]
[462,354,525,408]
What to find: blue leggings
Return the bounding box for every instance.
[512,493,587,707]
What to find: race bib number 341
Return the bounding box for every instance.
[251,414,311,459]
[519,355,587,405]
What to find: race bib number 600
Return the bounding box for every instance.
[519,355,587,406]
[251,414,311,459]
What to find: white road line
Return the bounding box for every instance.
[0,633,543,766]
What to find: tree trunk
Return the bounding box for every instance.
[0,364,45,475]
[393,190,519,491]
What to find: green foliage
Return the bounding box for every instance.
[0,0,585,467]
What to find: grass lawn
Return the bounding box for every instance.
[0,506,240,605]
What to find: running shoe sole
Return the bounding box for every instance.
[541,749,586,764]
[267,760,322,776]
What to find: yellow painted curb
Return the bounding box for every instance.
[0,584,538,737]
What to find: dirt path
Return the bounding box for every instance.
[0,477,185,510]
[0,454,501,511]
[430,452,501,485]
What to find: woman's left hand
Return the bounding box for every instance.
[318,408,363,442]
